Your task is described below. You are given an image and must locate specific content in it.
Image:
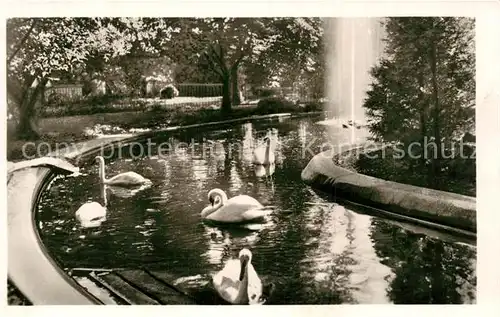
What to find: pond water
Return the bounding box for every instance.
[37,115,476,304]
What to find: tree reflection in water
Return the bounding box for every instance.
[369,219,476,304]
[37,116,476,304]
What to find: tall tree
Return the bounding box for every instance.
[6,17,174,139]
[171,18,323,112]
[363,17,475,184]
[253,17,324,96]
[7,17,325,138]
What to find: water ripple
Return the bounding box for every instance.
[36,116,476,304]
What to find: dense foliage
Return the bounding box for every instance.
[363,17,475,191]
[7,17,324,139]
[170,18,324,111]
[7,18,177,139]
[256,97,296,114]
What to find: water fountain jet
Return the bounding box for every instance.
[322,17,385,145]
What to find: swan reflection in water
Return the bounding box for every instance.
[241,123,255,164]
[202,218,275,266]
[254,163,275,193]
[206,139,226,161]
[254,163,275,178]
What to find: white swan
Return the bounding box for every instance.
[252,136,275,165]
[75,202,107,228]
[95,156,150,187]
[201,189,270,223]
[75,185,107,228]
[212,248,264,304]
[105,184,152,199]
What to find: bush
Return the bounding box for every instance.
[40,95,143,118]
[255,97,297,114]
[352,147,476,197]
[252,87,279,98]
[46,93,124,109]
[86,94,125,106]
[303,102,325,112]
[42,94,117,117]
[151,103,165,112]
[260,88,277,98]
[46,92,66,106]
[160,84,179,99]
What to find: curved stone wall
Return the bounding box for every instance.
[301,150,476,233]
[8,166,102,304]
[7,112,318,304]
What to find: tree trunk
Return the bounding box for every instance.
[17,109,39,140]
[16,78,48,140]
[221,73,232,113]
[417,75,428,171]
[427,242,447,303]
[230,66,241,106]
[429,41,441,186]
[17,93,40,140]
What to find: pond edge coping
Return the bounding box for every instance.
[8,167,102,304]
[301,147,477,235]
[7,111,321,305]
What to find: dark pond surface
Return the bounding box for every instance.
[37,115,476,304]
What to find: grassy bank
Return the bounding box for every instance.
[7,99,324,162]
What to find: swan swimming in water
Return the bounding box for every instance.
[95,156,150,187]
[212,248,264,304]
[201,189,270,223]
[75,202,107,228]
[75,184,108,228]
[252,136,275,165]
